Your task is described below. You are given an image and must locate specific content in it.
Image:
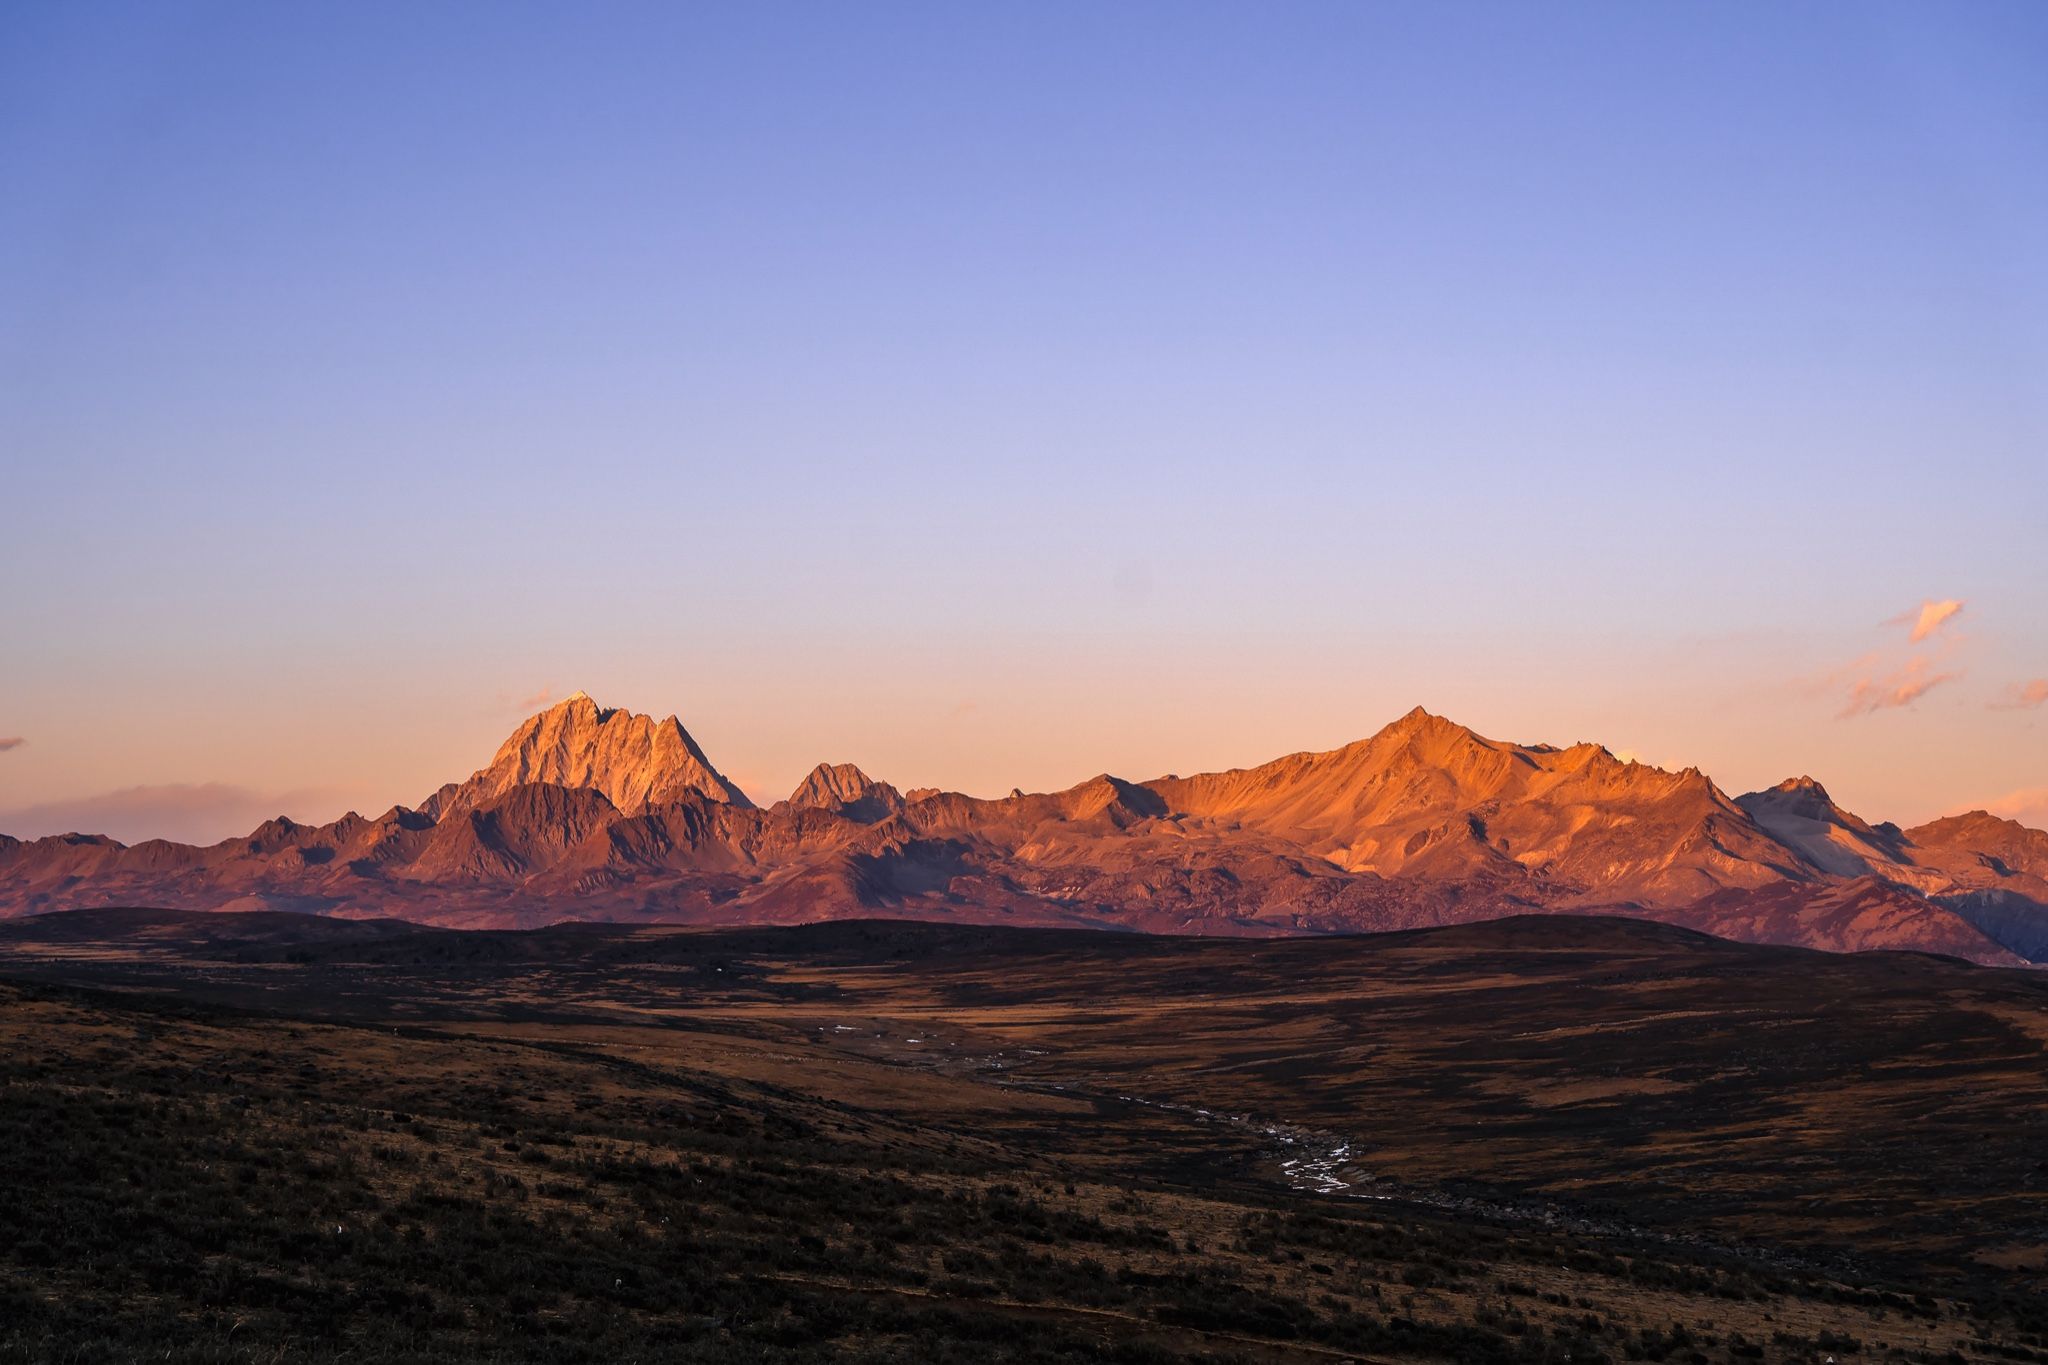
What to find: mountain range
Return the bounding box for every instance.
[2,692,2043,965]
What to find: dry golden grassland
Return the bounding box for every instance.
[1,909,2043,1363]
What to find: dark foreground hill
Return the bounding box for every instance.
[2,908,2043,1362]
[4,694,2046,967]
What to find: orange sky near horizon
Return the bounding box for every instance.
[2,594,2044,846]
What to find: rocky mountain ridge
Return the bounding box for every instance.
[2,695,2042,966]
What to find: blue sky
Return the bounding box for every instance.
[2,2,2045,841]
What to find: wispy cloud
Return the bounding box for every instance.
[516,687,556,710]
[1886,598,1965,643]
[1796,652,1877,700]
[1991,678,2048,711]
[0,737,23,753]
[1838,655,1959,718]
[1823,598,1974,716]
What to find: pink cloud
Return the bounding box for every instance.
[1796,652,1877,699]
[516,687,555,710]
[1886,598,1965,643]
[0,737,23,753]
[1838,655,1959,718]
[1991,678,2048,711]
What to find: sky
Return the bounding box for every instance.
[2,1,2046,844]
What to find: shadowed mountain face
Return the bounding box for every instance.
[1,697,2043,964]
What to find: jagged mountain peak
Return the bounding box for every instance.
[1138,708,1786,903]
[1764,774,1837,804]
[1740,775,1850,820]
[1914,809,2035,840]
[1372,705,1478,746]
[789,762,879,803]
[782,762,904,824]
[425,694,752,819]
[1735,776,1914,880]
[1906,810,2048,876]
